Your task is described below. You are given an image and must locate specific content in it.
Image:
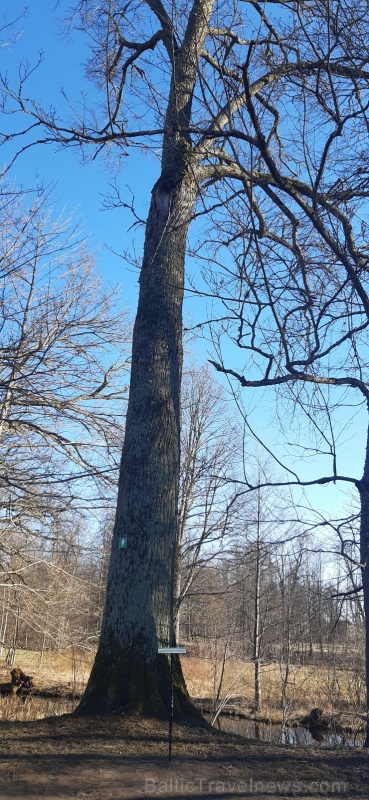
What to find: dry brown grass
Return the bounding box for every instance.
[0,647,364,725]
[0,646,93,689]
[0,647,93,721]
[181,655,366,723]
[0,647,93,686]
[0,694,76,721]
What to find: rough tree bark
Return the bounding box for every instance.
[76,171,201,717]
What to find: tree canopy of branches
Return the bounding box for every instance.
[2,0,369,726]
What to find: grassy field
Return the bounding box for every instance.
[0,647,365,727]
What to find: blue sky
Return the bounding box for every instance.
[1,0,366,536]
[1,1,160,303]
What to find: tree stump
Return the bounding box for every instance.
[0,667,33,697]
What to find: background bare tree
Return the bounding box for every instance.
[0,181,130,516]
[175,363,240,640]
[0,179,130,659]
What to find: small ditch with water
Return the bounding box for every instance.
[204,714,365,748]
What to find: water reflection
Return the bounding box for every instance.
[207,714,364,748]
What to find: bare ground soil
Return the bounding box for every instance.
[0,713,367,800]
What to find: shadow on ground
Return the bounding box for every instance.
[0,714,367,799]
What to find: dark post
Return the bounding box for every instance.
[168,652,174,761]
[158,646,187,761]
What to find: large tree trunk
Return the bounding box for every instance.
[360,419,369,746]
[76,0,214,721]
[76,170,201,719]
